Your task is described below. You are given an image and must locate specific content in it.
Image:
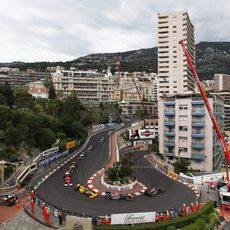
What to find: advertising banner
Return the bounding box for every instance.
[37,150,69,167]
[66,141,76,149]
[133,140,152,149]
[129,129,155,140]
[111,212,156,225]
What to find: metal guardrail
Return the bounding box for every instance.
[0,184,18,196]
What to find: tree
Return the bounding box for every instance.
[61,94,81,122]
[173,158,191,174]
[149,139,159,152]
[0,94,8,106]
[105,166,119,182]
[5,127,20,146]
[71,121,85,138]
[35,128,56,149]
[0,82,14,107]
[16,124,29,145]
[0,105,11,130]
[15,92,34,109]
[48,83,56,100]
[135,108,146,120]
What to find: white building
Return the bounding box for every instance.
[52,67,114,103]
[157,11,195,98]
[214,74,230,91]
[27,81,48,99]
[158,93,224,172]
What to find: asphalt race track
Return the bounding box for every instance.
[36,130,196,217]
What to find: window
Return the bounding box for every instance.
[179,126,188,131]
[179,137,188,143]
[179,147,187,152]
[179,104,188,110]
[179,115,188,121]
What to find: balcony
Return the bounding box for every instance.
[191,143,205,149]
[164,131,175,136]
[164,141,175,147]
[164,121,175,126]
[192,133,205,138]
[164,152,176,157]
[164,101,175,106]
[164,110,175,116]
[192,101,204,105]
[192,121,205,127]
[192,110,205,116]
[191,154,205,160]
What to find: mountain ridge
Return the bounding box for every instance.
[1,41,230,80]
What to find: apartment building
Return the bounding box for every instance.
[214,74,230,91]
[0,72,49,86]
[113,72,158,102]
[212,92,230,132]
[52,67,114,103]
[158,93,224,172]
[158,11,195,98]
[119,100,158,119]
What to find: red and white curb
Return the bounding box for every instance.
[146,155,200,201]
[34,151,80,190]
[87,171,147,197]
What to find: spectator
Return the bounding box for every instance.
[58,210,63,226]
[103,216,110,225]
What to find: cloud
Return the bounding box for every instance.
[0,0,229,62]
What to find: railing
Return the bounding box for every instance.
[164,110,175,115]
[0,184,18,196]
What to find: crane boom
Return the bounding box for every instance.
[179,40,230,180]
[130,73,145,110]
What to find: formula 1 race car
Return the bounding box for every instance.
[77,152,85,160]
[64,175,73,187]
[84,190,99,199]
[144,187,165,197]
[75,184,89,193]
[104,191,134,201]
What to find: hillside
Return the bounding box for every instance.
[1,42,230,80]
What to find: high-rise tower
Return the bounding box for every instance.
[157,11,195,97]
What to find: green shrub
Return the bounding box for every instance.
[166,226,177,230]
[207,211,219,228]
[199,213,209,223]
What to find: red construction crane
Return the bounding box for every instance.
[179,40,230,181]
[129,73,145,111]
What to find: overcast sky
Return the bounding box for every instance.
[0,0,229,62]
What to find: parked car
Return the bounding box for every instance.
[105,191,133,201]
[144,187,165,197]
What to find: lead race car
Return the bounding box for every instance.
[64,175,73,187]
[104,191,134,201]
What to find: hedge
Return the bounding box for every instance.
[96,201,214,230]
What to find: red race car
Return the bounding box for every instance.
[64,175,73,187]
